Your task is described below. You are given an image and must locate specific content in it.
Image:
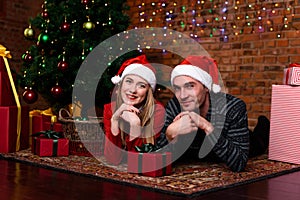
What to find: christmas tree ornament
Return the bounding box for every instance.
[83,17,95,31]
[19,0,130,113]
[81,0,89,5]
[51,84,63,98]
[60,17,71,33]
[57,59,69,71]
[24,25,35,39]
[38,32,50,44]
[41,9,49,19]
[23,51,33,63]
[22,88,38,104]
[21,52,27,61]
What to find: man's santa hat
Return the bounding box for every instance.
[171,55,221,93]
[111,54,156,90]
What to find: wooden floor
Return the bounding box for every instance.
[1,159,300,200]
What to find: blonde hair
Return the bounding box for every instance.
[115,79,156,148]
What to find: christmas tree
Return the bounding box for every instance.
[19,0,130,115]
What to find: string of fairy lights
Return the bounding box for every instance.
[133,0,299,42]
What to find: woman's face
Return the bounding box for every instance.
[120,74,150,106]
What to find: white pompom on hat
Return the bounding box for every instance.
[111,55,156,90]
[171,55,221,93]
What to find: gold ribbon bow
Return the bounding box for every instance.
[29,108,57,123]
[0,44,12,58]
[29,108,57,146]
[0,44,20,151]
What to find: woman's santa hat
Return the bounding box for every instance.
[171,55,221,93]
[111,54,156,90]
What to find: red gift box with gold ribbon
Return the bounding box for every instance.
[0,45,29,153]
[0,58,15,106]
[30,109,63,153]
[0,106,29,153]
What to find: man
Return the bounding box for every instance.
[157,55,269,172]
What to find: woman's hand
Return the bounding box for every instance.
[120,110,142,141]
[111,103,141,139]
[112,103,140,121]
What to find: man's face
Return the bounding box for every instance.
[173,75,208,111]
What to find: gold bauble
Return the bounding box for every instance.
[24,27,35,39]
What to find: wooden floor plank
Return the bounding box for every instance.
[1,159,300,200]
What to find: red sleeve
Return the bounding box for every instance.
[103,102,124,165]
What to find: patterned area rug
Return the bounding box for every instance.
[1,149,300,197]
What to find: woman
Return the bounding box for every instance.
[103,55,165,165]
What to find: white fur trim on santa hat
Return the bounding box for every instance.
[112,63,156,90]
[171,64,219,92]
[212,84,221,93]
[111,75,122,84]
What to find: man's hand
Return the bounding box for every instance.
[188,111,214,135]
[166,112,198,141]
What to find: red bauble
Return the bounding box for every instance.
[41,10,49,19]
[24,53,33,63]
[51,85,63,98]
[22,89,38,104]
[60,21,71,33]
[57,60,69,71]
[81,0,89,5]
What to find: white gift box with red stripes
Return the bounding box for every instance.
[283,65,300,86]
[269,85,300,164]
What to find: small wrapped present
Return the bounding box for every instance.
[127,144,172,177]
[269,85,300,164]
[31,114,63,133]
[30,108,63,149]
[32,129,69,157]
[283,63,300,86]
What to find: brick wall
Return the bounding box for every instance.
[0,0,46,109]
[126,0,300,129]
[2,0,300,128]
[0,0,43,71]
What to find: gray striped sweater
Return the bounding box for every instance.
[157,92,249,172]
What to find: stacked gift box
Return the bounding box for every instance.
[268,63,300,164]
[0,45,29,153]
[30,109,69,157]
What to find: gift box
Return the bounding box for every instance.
[31,114,63,133]
[268,85,300,164]
[283,65,300,86]
[0,70,15,106]
[0,51,15,106]
[127,152,172,177]
[33,137,69,157]
[0,106,29,153]
[30,110,63,152]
